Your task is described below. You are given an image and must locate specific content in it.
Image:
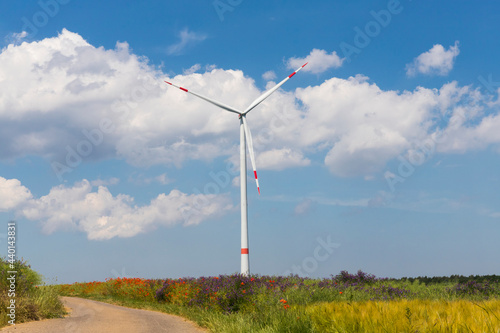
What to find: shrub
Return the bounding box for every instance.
[0,257,65,328]
[334,270,378,286]
[451,280,500,298]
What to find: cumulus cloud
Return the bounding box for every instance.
[406,41,460,76]
[0,29,255,176]
[434,106,500,153]
[0,29,149,163]
[287,48,344,74]
[257,148,310,170]
[262,70,277,81]
[0,177,33,211]
[1,31,500,180]
[295,75,438,176]
[0,177,232,240]
[167,28,207,55]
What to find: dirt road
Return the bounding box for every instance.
[1,297,206,333]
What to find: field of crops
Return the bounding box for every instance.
[56,270,500,332]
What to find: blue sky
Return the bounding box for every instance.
[1,0,500,284]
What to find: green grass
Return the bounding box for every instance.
[0,258,66,328]
[55,271,500,332]
[3,264,499,331]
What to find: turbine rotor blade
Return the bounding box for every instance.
[241,116,260,195]
[243,62,308,115]
[165,81,242,115]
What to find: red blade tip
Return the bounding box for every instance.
[302,62,308,67]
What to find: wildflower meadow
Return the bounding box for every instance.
[53,270,500,332]
[2,260,500,331]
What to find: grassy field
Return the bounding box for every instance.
[54,270,500,332]
[0,258,66,328]
[2,260,499,331]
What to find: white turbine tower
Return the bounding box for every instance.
[165,62,308,275]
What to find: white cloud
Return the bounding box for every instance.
[205,64,217,71]
[0,177,232,240]
[287,48,344,74]
[128,173,173,185]
[5,31,28,45]
[0,29,247,174]
[183,64,201,75]
[262,70,277,81]
[167,28,207,55]
[435,108,500,153]
[294,75,438,176]
[1,32,500,180]
[90,177,120,187]
[16,31,28,39]
[257,148,310,171]
[156,173,173,185]
[406,41,460,76]
[294,199,313,216]
[0,177,33,211]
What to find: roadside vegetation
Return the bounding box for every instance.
[56,270,500,332]
[0,258,65,328]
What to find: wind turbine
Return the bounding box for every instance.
[165,62,308,275]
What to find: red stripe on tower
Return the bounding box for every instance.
[241,248,249,254]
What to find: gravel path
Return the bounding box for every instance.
[1,297,207,333]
